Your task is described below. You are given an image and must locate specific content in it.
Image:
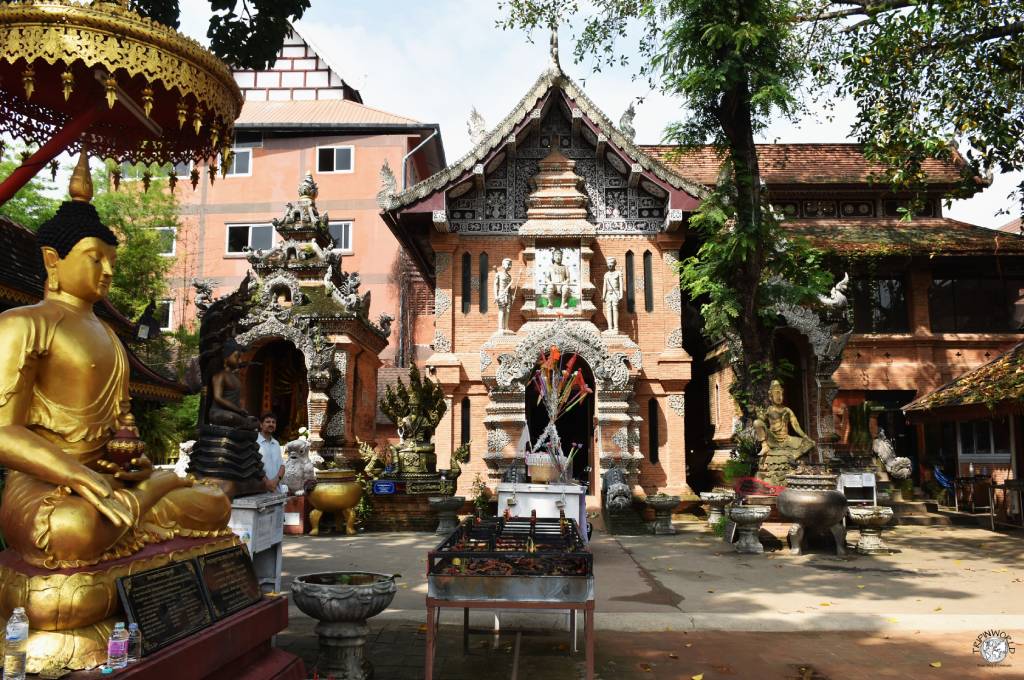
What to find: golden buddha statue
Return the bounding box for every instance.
[0,153,234,671]
[753,379,815,486]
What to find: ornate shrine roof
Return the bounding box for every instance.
[783,217,1024,257]
[643,143,975,188]
[904,341,1024,416]
[382,61,707,213]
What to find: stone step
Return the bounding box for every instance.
[880,499,952,526]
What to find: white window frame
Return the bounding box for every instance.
[223,148,253,177]
[329,220,354,254]
[171,161,193,179]
[155,226,176,257]
[315,145,355,174]
[956,418,1014,464]
[156,299,174,331]
[224,222,275,257]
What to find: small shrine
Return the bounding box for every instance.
[192,174,392,465]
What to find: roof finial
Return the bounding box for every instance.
[549,25,560,70]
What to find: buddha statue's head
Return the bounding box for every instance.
[552,248,563,264]
[222,338,246,370]
[36,152,118,304]
[768,379,784,405]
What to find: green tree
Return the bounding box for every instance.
[129,0,312,71]
[91,164,178,320]
[0,147,59,229]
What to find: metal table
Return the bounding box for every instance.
[954,475,992,513]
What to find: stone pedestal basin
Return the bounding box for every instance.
[291,571,397,679]
[699,490,737,527]
[428,495,465,535]
[847,505,896,555]
[645,494,680,535]
[728,505,771,554]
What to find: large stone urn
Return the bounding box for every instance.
[728,505,771,554]
[645,494,681,535]
[847,505,896,555]
[428,495,465,535]
[308,469,364,536]
[776,472,848,556]
[292,572,397,679]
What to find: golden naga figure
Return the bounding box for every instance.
[0,154,233,671]
[753,379,815,486]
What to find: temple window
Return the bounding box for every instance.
[329,221,353,253]
[625,251,636,313]
[226,223,273,254]
[155,227,176,256]
[479,253,489,313]
[851,277,909,333]
[460,397,471,445]
[316,145,355,174]
[648,398,660,464]
[643,250,654,312]
[957,418,1012,461]
[929,276,1024,332]
[461,252,472,314]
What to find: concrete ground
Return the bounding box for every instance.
[276,521,1024,678]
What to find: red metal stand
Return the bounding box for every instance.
[0,104,102,205]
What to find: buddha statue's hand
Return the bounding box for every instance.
[63,464,134,528]
[96,455,154,482]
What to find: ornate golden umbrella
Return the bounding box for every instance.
[0,0,243,202]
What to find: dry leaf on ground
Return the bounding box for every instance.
[930,661,942,668]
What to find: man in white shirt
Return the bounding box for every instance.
[257,411,285,493]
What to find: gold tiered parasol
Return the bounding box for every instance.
[0,0,243,201]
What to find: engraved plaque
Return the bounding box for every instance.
[117,561,213,655]
[196,546,262,620]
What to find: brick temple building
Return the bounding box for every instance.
[162,27,444,366]
[380,47,1024,500]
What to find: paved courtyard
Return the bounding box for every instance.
[276,522,1024,678]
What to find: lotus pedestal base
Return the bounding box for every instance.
[314,620,372,680]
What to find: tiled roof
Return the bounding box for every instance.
[999,217,1022,233]
[904,342,1024,413]
[782,217,1024,256]
[236,99,422,127]
[642,144,968,186]
[0,216,44,301]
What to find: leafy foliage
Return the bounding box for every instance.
[135,393,200,464]
[804,0,1024,217]
[0,146,59,229]
[130,0,311,71]
[92,163,178,320]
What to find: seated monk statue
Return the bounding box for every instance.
[753,379,815,486]
[207,339,259,430]
[0,157,231,574]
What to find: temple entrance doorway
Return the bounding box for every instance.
[525,353,596,490]
[244,339,309,442]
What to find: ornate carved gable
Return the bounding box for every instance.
[447,105,669,235]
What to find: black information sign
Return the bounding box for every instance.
[195,546,262,620]
[117,561,213,656]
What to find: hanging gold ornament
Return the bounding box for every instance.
[111,165,122,191]
[19,149,31,163]
[167,170,178,193]
[192,106,204,136]
[103,74,117,109]
[48,159,59,181]
[141,170,151,192]
[61,70,74,101]
[210,122,220,150]
[190,166,200,189]
[177,100,188,129]
[221,147,232,178]
[22,65,35,100]
[141,86,154,118]
[208,163,217,185]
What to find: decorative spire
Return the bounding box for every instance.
[619,101,636,141]
[549,26,560,70]
[467,107,487,146]
[377,159,397,210]
[68,149,93,202]
[298,172,318,200]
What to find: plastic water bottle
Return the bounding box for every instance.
[3,607,29,680]
[106,622,129,669]
[127,622,141,663]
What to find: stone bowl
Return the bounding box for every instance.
[645,494,681,511]
[777,474,847,530]
[728,504,771,526]
[847,505,894,529]
[700,490,737,503]
[291,572,397,623]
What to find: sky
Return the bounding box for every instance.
[170,0,1018,230]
